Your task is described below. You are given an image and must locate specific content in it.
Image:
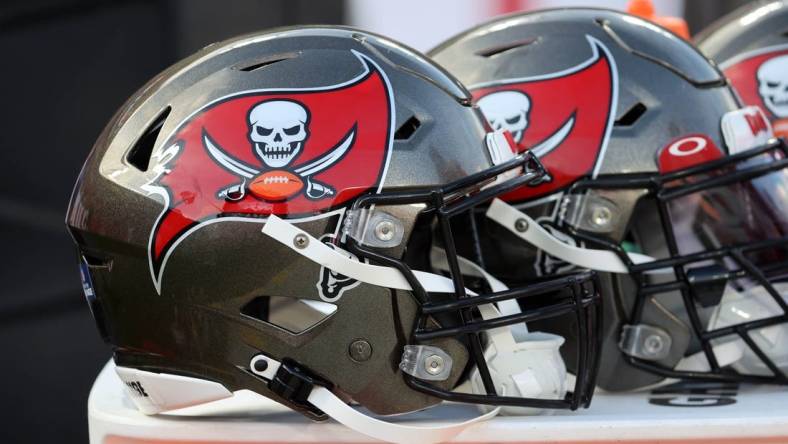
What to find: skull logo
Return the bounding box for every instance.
[248,99,310,168]
[477,90,531,143]
[757,55,788,118]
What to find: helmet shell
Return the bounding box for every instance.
[68,26,496,416]
[430,9,744,391]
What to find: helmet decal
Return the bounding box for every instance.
[469,35,618,202]
[144,50,395,293]
[316,234,364,302]
[720,43,788,133]
[656,134,723,173]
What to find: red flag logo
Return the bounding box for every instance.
[721,44,788,137]
[144,51,394,292]
[470,36,617,202]
[721,45,788,120]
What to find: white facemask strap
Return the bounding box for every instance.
[486,199,658,273]
[263,215,458,293]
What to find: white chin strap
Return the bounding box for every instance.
[264,215,461,293]
[255,357,499,444]
[486,199,658,273]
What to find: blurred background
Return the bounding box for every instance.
[0,0,751,442]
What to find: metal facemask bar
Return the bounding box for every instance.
[346,151,603,410]
[559,138,788,385]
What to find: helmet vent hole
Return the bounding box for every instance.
[394,116,421,140]
[126,106,171,172]
[82,252,111,268]
[614,102,647,127]
[241,295,337,334]
[474,38,538,58]
[236,54,296,72]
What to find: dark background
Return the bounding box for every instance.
[0,0,749,442]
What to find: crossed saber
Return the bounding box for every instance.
[202,114,572,201]
[203,126,356,201]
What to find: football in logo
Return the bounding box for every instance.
[248,170,304,201]
[470,35,618,202]
[144,50,394,292]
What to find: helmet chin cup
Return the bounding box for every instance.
[471,331,567,416]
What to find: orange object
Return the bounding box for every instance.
[249,170,304,201]
[627,0,690,40]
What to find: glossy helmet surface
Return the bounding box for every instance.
[431,8,788,391]
[697,0,788,138]
[66,26,602,439]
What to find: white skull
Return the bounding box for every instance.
[248,100,309,168]
[477,90,531,143]
[757,55,788,118]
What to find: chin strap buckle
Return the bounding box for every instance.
[270,360,330,417]
[251,355,330,418]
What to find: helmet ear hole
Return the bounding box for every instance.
[241,295,336,334]
[126,106,171,172]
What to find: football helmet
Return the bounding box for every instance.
[431,8,788,391]
[67,26,602,442]
[697,0,788,138]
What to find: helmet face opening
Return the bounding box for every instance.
[345,152,603,411]
[554,139,788,384]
